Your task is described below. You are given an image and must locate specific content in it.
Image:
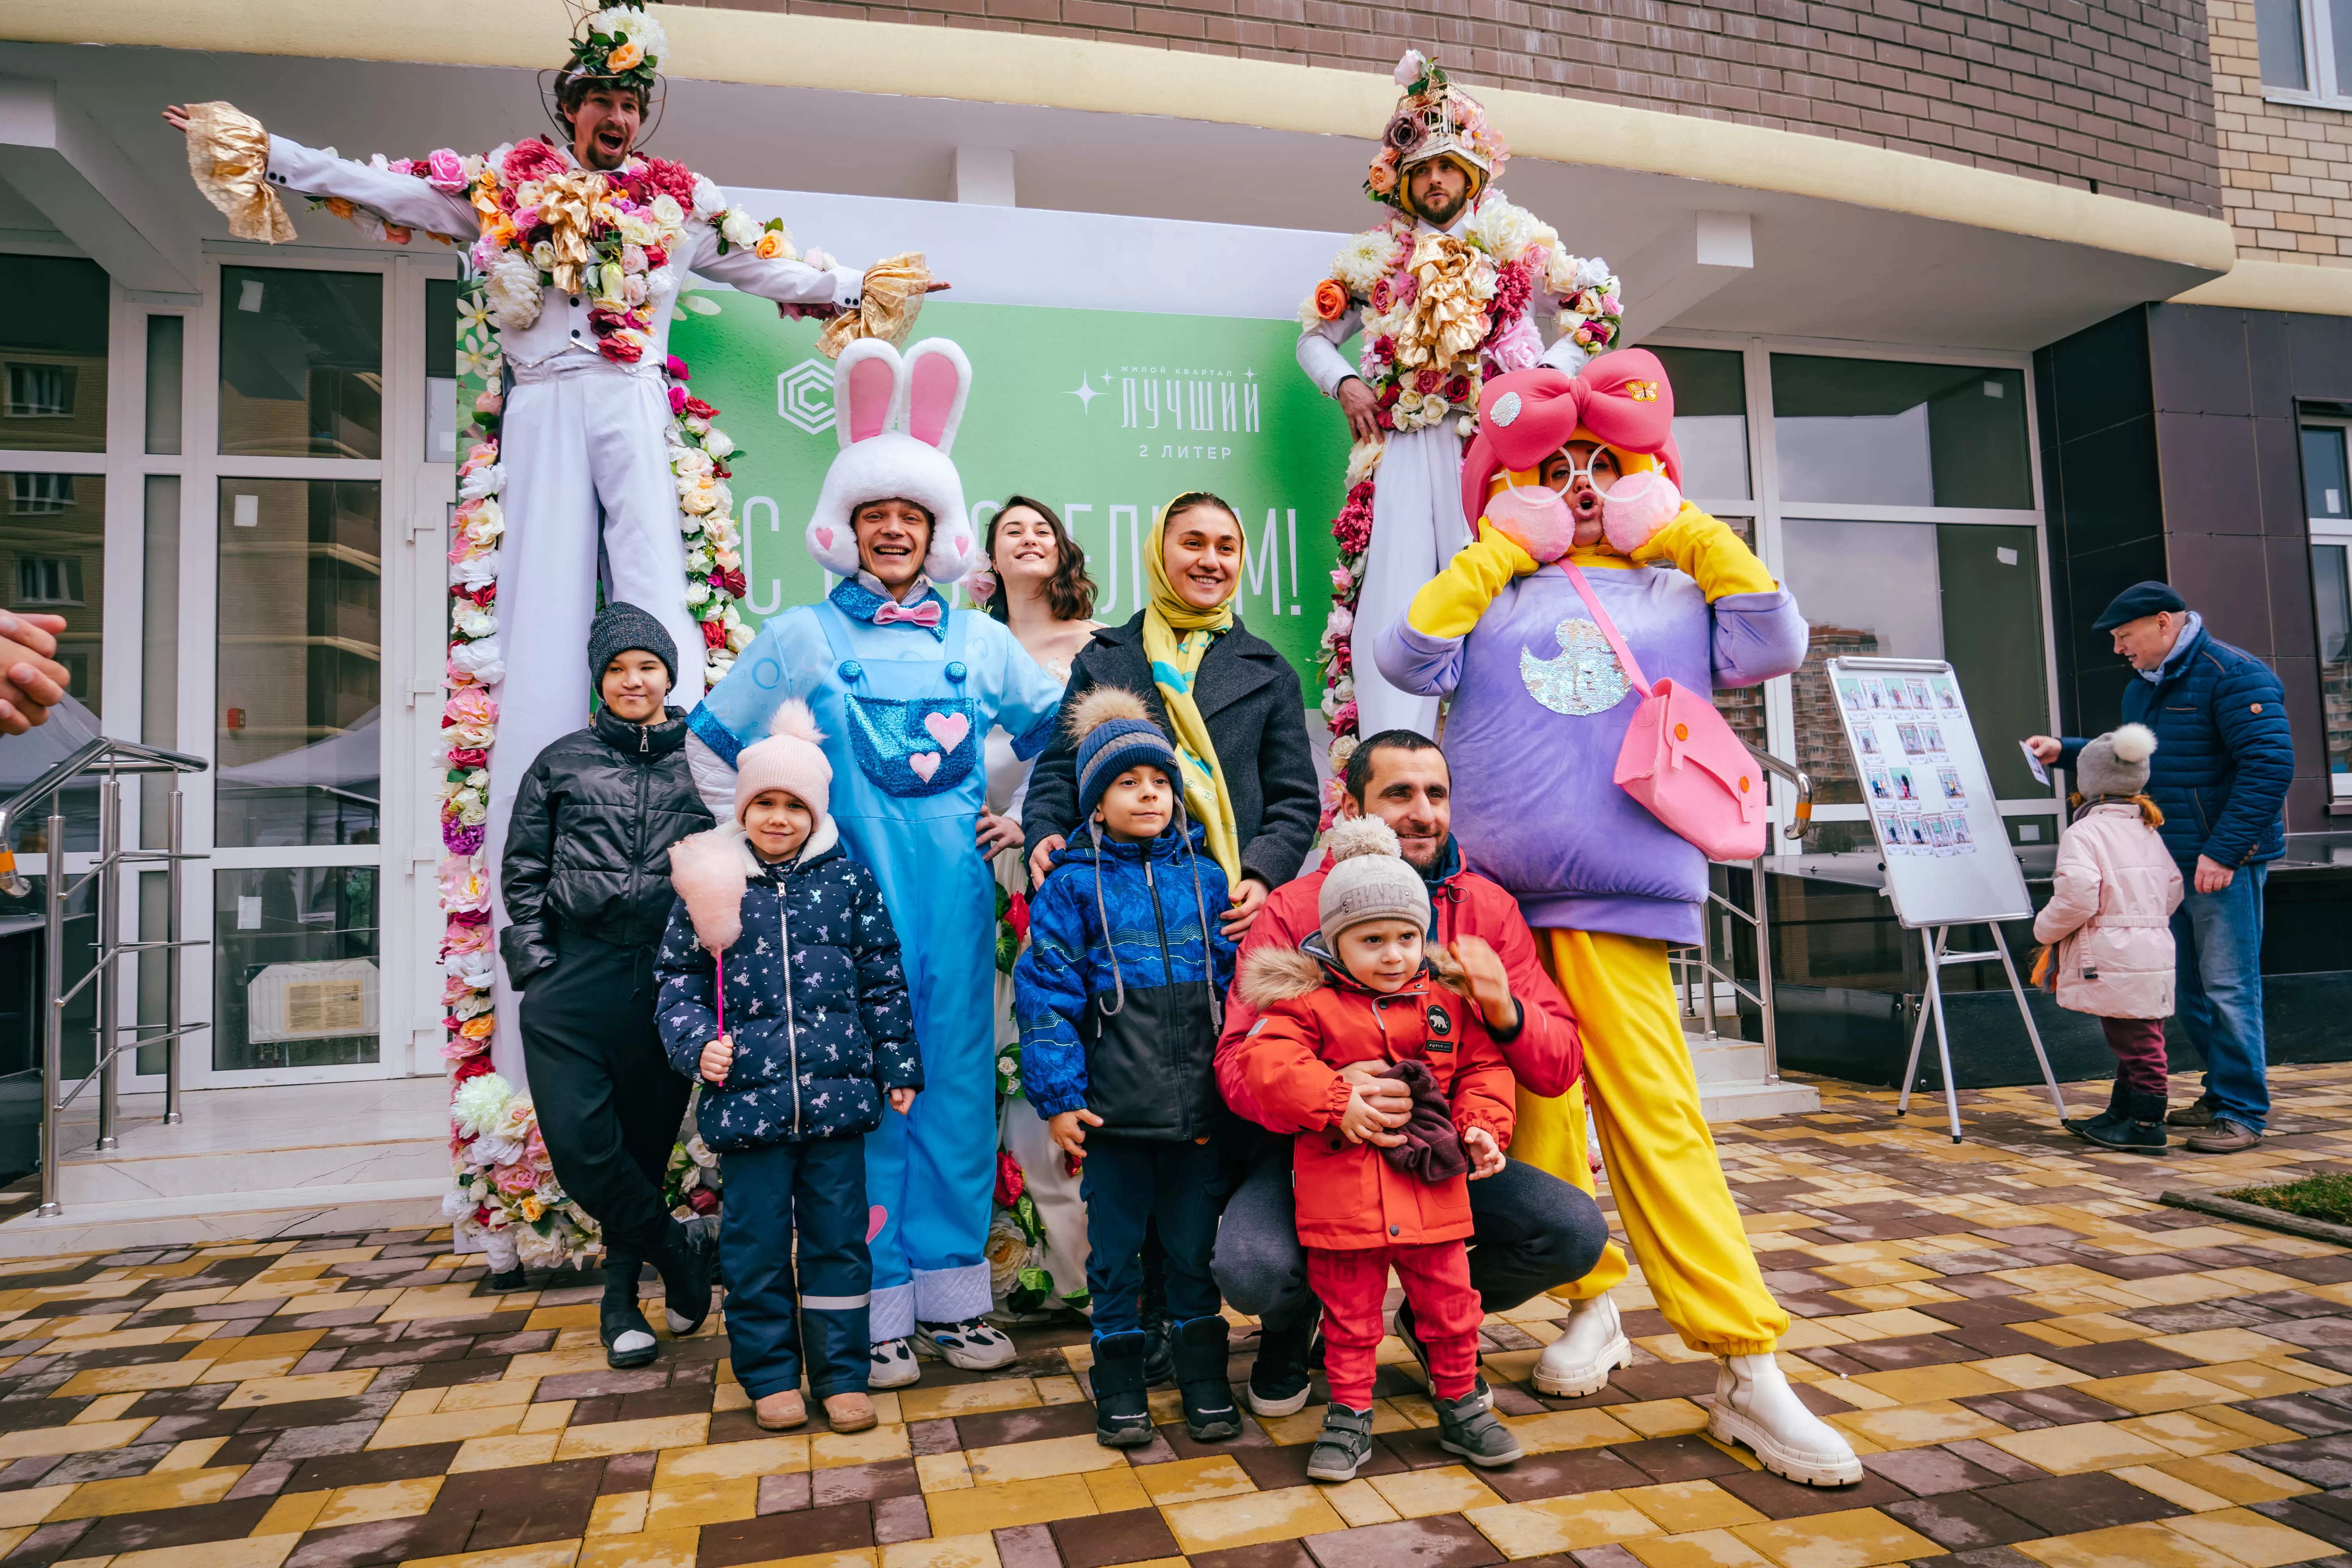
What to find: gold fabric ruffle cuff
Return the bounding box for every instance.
[184,102,294,244]
[818,252,932,359]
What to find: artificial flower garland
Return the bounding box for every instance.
[1300,193,1626,809]
[311,138,795,1264]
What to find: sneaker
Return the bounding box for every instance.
[915,1317,1019,1370]
[1394,1300,1492,1413]
[2185,1118,2265,1154]
[1434,1388,1523,1468]
[2069,1091,2167,1155]
[2167,1096,2218,1128]
[1305,1403,1377,1482]
[869,1337,921,1389]
[822,1392,878,1433]
[1246,1313,1317,1418]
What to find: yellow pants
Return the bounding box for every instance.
[1515,928,1788,1357]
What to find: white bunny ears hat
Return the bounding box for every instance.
[805,337,977,585]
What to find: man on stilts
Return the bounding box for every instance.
[1296,49,1624,779]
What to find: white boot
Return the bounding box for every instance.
[1531,1295,1632,1397]
[1707,1353,1862,1486]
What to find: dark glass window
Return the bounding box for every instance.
[218,267,383,459]
[1773,356,2032,510]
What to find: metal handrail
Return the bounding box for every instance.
[3,739,210,1219]
[1676,742,1813,1085]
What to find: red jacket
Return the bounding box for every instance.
[1232,945,1517,1250]
[1216,846,1581,1126]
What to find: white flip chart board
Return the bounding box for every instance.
[1826,656,2034,928]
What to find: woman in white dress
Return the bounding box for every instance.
[972,497,1100,1317]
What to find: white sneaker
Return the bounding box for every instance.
[1707,1352,1863,1486]
[869,1337,921,1389]
[1531,1296,1631,1397]
[914,1316,1018,1370]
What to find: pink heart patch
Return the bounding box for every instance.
[908,751,941,782]
[867,1205,887,1242]
[923,711,969,753]
[814,526,835,551]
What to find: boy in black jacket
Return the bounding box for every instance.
[658,699,920,1434]
[502,604,717,1369]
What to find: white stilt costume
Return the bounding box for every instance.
[1295,49,1623,768]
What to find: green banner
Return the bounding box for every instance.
[667,291,1354,684]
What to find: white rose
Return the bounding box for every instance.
[1576,254,1614,288]
[458,461,504,503]
[450,639,504,682]
[483,256,543,332]
[529,241,556,270]
[452,602,497,638]
[446,950,497,991]
[462,498,505,544]
[621,274,648,307]
[684,546,713,574]
[684,579,711,607]
[650,194,684,230]
[715,547,741,570]
[728,622,755,653]
[711,480,733,515]
[683,414,710,437]
[450,549,501,590]
[675,447,713,477]
[702,428,734,459]
[720,209,760,249]
[690,175,725,219]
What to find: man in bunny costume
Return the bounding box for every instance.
[687,339,1069,1384]
[1378,356,1855,1488]
[167,4,940,1066]
[1296,48,1624,748]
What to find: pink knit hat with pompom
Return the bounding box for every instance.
[733,699,833,826]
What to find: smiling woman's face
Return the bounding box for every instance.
[991,506,1061,584]
[1162,505,1242,610]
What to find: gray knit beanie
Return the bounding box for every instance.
[2075,722,2156,799]
[1318,816,1431,951]
[587,601,679,690]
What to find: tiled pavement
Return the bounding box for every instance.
[19,1066,2352,1568]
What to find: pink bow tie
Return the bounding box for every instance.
[873,599,942,628]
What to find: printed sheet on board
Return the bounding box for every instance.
[1827,656,2033,928]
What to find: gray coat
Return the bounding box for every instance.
[1023,613,1321,893]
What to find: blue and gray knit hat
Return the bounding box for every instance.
[1070,688,1181,822]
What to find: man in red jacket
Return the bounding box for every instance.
[1213,730,1607,1416]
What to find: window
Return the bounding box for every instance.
[2260,0,2352,103]
[13,555,83,606]
[218,267,383,459]
[2305,423,2352,795]
[1771,356,2032,510]
[9,472,71,515]
[6,363,74,418]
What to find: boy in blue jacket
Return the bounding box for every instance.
[1016,689,1238,1448]
[657,701,920,1435]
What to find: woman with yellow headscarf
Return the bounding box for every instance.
[1024,492,1319,939]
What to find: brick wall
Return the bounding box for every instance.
[2209,0,2352,264]
[679,0,2223,216]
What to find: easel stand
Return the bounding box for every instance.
[1895,923,2071,1142]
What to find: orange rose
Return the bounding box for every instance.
[754,232,786,260]
[1366,157,1398,196]
[608,40,644,70]
[326,197,355,220]
[459,1013,494,1041]
[1313,279,1350,321]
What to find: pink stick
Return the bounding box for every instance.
[714,951,726,1040]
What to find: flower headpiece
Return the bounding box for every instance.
[1366,49,1508,212]
[558,5,668,100]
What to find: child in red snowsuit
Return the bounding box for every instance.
[1229,816,1523,1481]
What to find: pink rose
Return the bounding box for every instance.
[438,857,492,913]
[444,687,497,730]
[495,1163,539,1195]
[1330,567,1353,592]
[426,149,469,192]
[440,922,491,960]
[474,391,503,416]
[1599,292,1622,316]
[502,139,565,185]
[668,385,688,415]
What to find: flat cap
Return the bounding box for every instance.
[2092,580,2187,632]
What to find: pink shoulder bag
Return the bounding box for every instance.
[1559,561,1768,862]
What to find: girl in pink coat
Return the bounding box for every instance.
[2033,724,2183,1154]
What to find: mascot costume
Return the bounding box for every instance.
[687,339,1069,1384]
[1377,351,1864,1488]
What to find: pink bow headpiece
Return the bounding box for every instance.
[1458,349,1682,532]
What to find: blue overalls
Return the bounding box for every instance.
[692,580,1066,1338]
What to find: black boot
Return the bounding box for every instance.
[1435,1388,1523,1468]
[1090,1330,1155,1447]
[2063,1078,2131,1145]
[2076,1090,2169,1154]
[651,1218,717,1337]
[1247,1310,1318,1418]
[1175,1315,1241,1441]
[1142,1310,1175,1387]
[600,1256,658,1370]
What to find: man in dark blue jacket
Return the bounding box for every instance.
[2030,581,2294,1154]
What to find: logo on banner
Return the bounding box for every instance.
[777,359,834,436]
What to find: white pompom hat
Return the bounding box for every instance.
[804,338,978,585]
[1317,815,1431,950]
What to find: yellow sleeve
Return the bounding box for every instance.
[1628,502,1776,600]
[1404,522,1541,640]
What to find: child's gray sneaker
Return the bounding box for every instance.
[1305,1403,1377,1482]
[1436,1390,1523,1468]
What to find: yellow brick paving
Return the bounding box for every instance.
[11,1065,2352,1566]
